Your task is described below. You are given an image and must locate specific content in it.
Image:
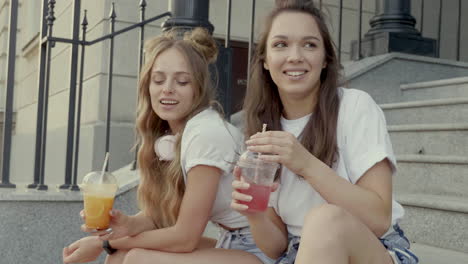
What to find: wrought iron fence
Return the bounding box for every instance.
[0,0,466,190]
[1,0,171,190]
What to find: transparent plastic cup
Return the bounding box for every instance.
[80,171,118,230]
[237,151,279,212]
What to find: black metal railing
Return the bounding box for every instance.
[0,0,18,189]
[1,0,170,191]
[1,0,466,190]
[428,0,464,60]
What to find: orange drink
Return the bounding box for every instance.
[80,171,118,230]
[84,194,115,229]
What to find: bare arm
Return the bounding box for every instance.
[231,168,288,259]
[128,211,157,234]
[302,157,393,237]
[247,208,288,259]
[109,165,221,252]
[247,131,393,237]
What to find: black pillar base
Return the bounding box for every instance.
[36,184,48,191]
[59,183,70,189]
[69,185,80,191]
[162,0,213,33]
[351,31,437,60]
[27,183,38,189]
[0,183,16,188]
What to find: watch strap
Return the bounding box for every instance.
[102,240,117,255]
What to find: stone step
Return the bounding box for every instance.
[400,76,468,101]
[381,97,468,125]
[396,194,468,253]
[389,124,468,156]
[394,155,468,197]
[411,242,468,264]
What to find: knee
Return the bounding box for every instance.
[303,204,352,237]
[105,249,128,263]
[123,248,151,264]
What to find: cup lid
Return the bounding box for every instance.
[237,150,279,169]
[81,171,118,185]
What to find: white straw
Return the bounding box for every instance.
[99,152,110,184]
[258,124,267,157]
[254,124,267,183]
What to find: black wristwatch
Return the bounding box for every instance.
[102,240,117,255]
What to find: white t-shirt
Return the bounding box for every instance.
[181,108,248,228]
[269,88,404,238]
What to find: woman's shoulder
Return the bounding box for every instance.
[338,87,378,112]
[187,108,226,130]
[339,87,374,102]
[185,108,242,140]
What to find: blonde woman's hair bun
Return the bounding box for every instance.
[184,27,219,64]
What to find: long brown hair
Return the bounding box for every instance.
[136,28,219,228]
[243,0,341,168]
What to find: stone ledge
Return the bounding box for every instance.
[396,194,468,214]
[344,52,468,81]
[381,97,468,109]
[411,242,468,264]
[0,164,139,201]
[388,123,468,132]
[401,76,468,90]
[397,154,468,164]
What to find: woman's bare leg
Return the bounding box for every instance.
[295,204,393,264]
[104,236,223,264]
[105,249,129,264]
[196,236,217,249]
[122,248,264,264]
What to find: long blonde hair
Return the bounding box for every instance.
[136,28,219,228]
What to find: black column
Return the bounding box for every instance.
[352,0,436,59]
[162,0,214,33]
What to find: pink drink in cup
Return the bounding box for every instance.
[237,151,279,212]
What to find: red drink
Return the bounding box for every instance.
[239,183,271,212]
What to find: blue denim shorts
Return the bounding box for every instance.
[275,224,419,264]
[215,226,277,264]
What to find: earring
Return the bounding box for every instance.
[154,134,177,161]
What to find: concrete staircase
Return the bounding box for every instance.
[380,76,468,263]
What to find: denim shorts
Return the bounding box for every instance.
[275,224,419,264]
[215,226,277,264]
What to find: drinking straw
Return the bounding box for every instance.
[99,152,110,184]
[257,124,267,157]
[254,124,267,183]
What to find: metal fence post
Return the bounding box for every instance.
[105,3,117,171]
[61,0,82,189]
[132,0,147,171]
[71,10,88,191]
[246,0,255,87]
[30,0,49,189]
[37,0,57,191]
[0,0,19,188]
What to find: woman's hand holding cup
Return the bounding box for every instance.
[80,209,133,240]
[230,166,279,217]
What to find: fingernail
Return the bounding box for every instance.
[242,182,250,188]
[246,195,253,201]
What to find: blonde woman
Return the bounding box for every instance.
[62,28,275,264]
